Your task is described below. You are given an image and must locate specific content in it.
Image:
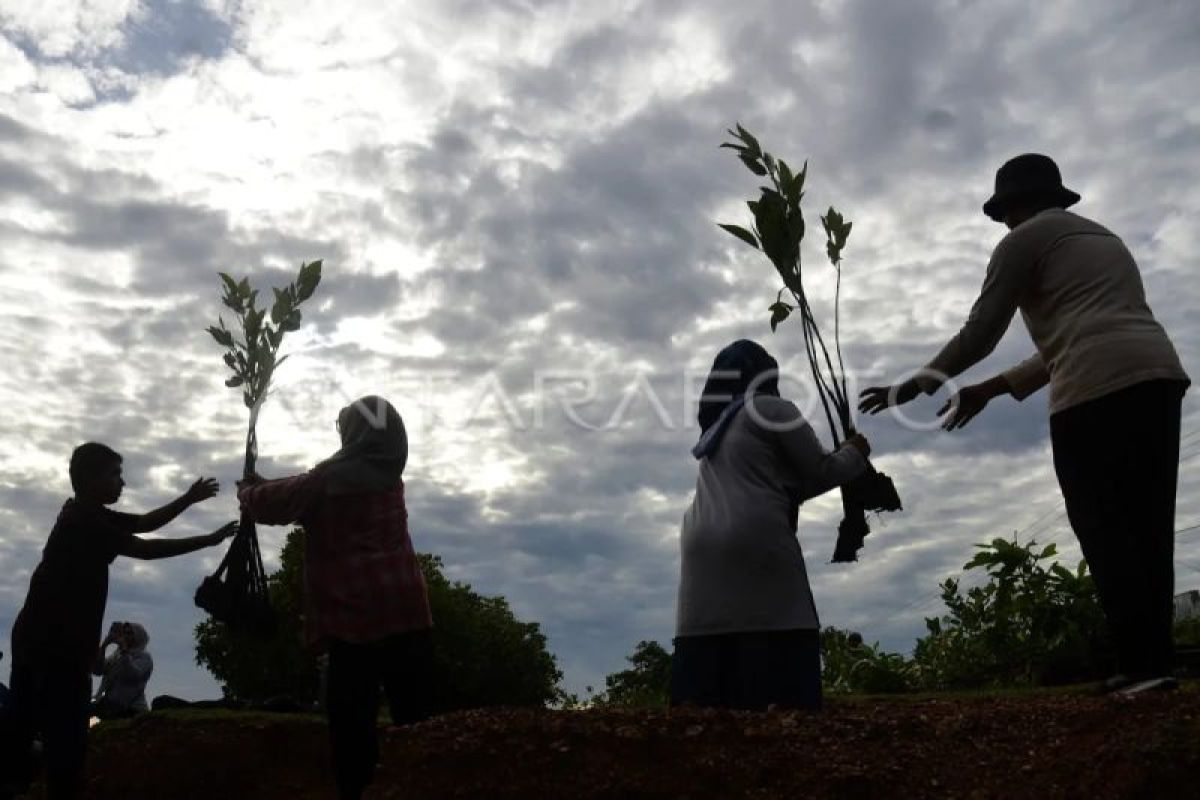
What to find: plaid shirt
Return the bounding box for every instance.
[238,472,432,650]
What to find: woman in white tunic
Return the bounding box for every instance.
[673,340,871,710]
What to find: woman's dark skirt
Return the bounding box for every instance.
[670,628,822,711]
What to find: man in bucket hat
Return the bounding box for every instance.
[859,153,1190,694]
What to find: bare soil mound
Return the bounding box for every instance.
[31,689,1200,799]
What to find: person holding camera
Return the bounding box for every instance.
[90,622,153,720]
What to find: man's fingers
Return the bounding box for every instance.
[946,409,974,431]
[858,395,885,414]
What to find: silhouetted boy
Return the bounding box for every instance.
[0,443,236,800]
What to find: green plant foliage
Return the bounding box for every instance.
[820,627,915,694]
[913,537,1110,689]
[196,529,564,710]
[720,125,902,564]
[590,640,672,709]
[207,260,322,412]
[418,552,563,711]
[1174,615,1200,647]
[718,125,851,440]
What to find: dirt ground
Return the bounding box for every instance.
[26,687,1200,799]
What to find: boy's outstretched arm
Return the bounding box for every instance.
[119,521,237,560]
[133,477,221,533]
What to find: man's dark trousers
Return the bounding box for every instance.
[1051,378,1187,679]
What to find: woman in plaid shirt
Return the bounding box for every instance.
[238,395,432,800]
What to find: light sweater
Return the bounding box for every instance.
[675,395,868,637]
[94,648,153,712]
[918,209,1189,414]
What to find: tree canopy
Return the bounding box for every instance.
[195,528,562,711]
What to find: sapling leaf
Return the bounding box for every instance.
[739,153,767,176]
[246,308,264,341]
[717,224,760,250]
[769,301,793,332]
[296,260,323,302]
[778,159,794,194]
[207,326,235,348]
[225,376,244,387]
[237,277,251,297]
[734,123,761,155]
[787,212,805,247]
[219,273,239,295]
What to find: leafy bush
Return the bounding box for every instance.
[589,640,672,709]
[1173,615,1200,647]
[419,552,562,711]
[821,628,915,694]
[913,538,1110,689]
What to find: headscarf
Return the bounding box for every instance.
[124,622,150,652]
[691,339,780,459]
[312,395,408,495]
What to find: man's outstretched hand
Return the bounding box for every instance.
[858,379,921,415]
[936,377,1009,431]
[184,477,220,505]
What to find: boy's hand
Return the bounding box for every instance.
[208,521,239,545]
[844,433,872,459]
[184,477,220,505]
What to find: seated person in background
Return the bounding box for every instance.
[90,622,153,720]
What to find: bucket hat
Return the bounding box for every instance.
[983,153,1080,221]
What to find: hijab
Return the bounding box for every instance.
[691,339,780,459]
[312,395,408,495]
[125,622,149,653]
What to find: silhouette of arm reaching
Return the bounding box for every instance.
[118,521,237,560]
[132,477,221,533]
[935,354,1050,431]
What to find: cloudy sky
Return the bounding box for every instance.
[0,0,1197,700]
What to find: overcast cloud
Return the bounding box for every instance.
[1,0,1197,700]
